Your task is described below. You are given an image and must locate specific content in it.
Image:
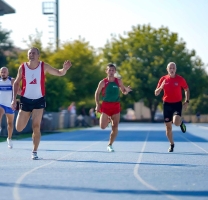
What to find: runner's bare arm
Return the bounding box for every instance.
[183,88,190,111]
[95,80,105,112]
[44,60,72,76]
[11,66,22,109]
[11,78,22,95]
[95,80,104,106]
[155,79,165,96]
[184,88,190,102]
[118,79,132,95]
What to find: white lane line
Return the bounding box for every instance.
[13,138,107,200]
[179,134,208,154]
[191,124,208,131]
[133,131,179,200]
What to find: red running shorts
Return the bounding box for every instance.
[100,101,121,117]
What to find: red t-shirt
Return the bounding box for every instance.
[156,74,188,103]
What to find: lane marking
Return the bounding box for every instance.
[13,136,107,200]
[133,131,179,200]
[179,134,208,154]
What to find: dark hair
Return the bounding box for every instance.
[106,63,116,70]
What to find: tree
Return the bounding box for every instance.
[45,75,74,111]
[187,95,208,115]
[0,26,14,67]
[47,39,105,103]
[103,24,208,121]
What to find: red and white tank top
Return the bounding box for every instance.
[21,61,45,99]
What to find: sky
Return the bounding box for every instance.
[1,0,208,69]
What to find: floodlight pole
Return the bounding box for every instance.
[56,0,59,50]
[42,0,59,50]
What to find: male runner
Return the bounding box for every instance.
[11,47,72,159]
[155,62,190,152]
[95,63,132,152]
[0,67,15,148]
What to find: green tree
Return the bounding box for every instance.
[0,26,14,67]
[103,24,208,121]
[45,75,74,111]
[187,95,208,115]
[47,39,105,103]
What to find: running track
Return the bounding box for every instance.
[0,123,208,200]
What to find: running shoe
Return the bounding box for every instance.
[7,138,13,149]
[168,144,174,152]
[180,122,186,133]
[107,145,114,152]
[31,151,38,160]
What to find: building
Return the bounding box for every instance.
[0,0,15,16]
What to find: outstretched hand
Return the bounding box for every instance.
[124,86,132,94]
[63,60,72,71]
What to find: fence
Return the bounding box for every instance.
[183,114,208,123]
[0,111,92,137]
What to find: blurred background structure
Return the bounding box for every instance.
[42,0,59,50]
[0,0,208,137]
[0,0,15,16]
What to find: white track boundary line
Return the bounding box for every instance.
[179,134,208,154]
[13,138,107,200]
[133,131,179,200]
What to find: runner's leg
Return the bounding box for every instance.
[31,109,44,152]
[6,113,14,139]
[100,112,110,129]
[108,113,120,145]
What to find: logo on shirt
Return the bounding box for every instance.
[29,78,37,84]
[174,82,178,86]
[113,86,118,88]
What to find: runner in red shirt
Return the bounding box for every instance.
[155,62,190,152]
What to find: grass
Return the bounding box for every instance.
[0,127,83,143]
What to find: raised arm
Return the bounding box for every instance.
[118,79,132,95]
[155,79,165,96]
[95,80,105,112]
[44,60,72,76]
[11,66,22,110]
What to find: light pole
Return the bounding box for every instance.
[42,0,59,50]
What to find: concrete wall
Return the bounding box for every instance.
[134,101,151,120]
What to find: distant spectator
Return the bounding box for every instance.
[196,112,201,123]
[68,102,76,115]
[80,106,86,116]
[89,108,96,126]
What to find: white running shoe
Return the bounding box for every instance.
[107,145,114,152]
[7,138,13,149]
[31,152,38,160]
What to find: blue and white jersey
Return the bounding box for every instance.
[0,77,13,107]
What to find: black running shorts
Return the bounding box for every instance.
[163,101,182,122]
[20,96,46,112]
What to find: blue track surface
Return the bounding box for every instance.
[0,123,208,200]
